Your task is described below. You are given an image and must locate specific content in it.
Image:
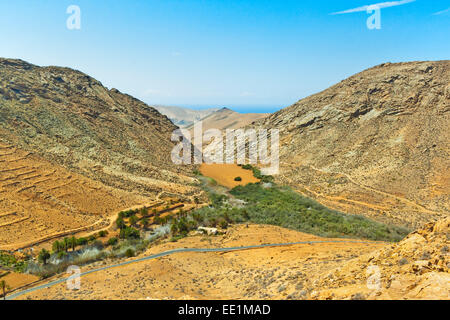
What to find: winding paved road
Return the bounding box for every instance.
[7,239,379,300]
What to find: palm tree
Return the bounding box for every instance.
[63,237,70,252]
[52,240,62,253]
[70,236,77,251]
[1,280,9,300]
[38,249,51,265]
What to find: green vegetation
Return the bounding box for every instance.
[0,251,28,273]
[98,230,108,238]
[180,182,409,242]
[234,176,242,182]
[107,237,118,246]
[141,217,150,229]
[119,209,139,218]
[125,249,135,258]
[38,249,51,265]
[119,227,140,240]
[241,164,274,183]
[129,215,139,226]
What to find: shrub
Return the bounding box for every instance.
[120,227,140,240]
[125,249,135,258]
[57,251,67,260]
[234,177,242,182]
[140,207,148,217]
[98,230,108,238]
[219,219,229,229]
[129,215,138,226]
[77,238,88,246]
[141,218,150,229]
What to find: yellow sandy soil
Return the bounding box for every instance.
[0,142,151,251]
[200,164,260,188]
[17,224,385,300]
[1,272,39,291]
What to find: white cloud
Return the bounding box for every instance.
[331,0,415,15]
[433,8,450,15]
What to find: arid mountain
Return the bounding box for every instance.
[154,105,219,128]
[0,58,201,250]
[0,58,198,199]
[254,61,450,228]
[186,107,269,132]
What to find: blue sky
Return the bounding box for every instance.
[0,0,448,113]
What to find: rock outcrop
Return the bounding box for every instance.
[308,218,449,300]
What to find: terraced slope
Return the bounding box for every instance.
[0,141,149,251]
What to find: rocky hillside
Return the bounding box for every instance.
[307,218,449,300]
[254,61,450,228]
[0,58,198,199]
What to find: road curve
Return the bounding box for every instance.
[7,239,380,300]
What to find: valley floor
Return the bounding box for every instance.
[14,224,386,300]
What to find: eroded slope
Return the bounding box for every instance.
[254,61,450,228]
[0,58,197,199]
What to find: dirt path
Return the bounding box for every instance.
[7,238,383,300]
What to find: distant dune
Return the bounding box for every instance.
[186,107,270,132]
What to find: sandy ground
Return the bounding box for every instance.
[1,272,39,292]
[0,142,150,251]
[200,164,260,188]
[16,224,386,300]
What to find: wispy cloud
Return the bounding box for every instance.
[433,8,450,15]
[331,0,415,15]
